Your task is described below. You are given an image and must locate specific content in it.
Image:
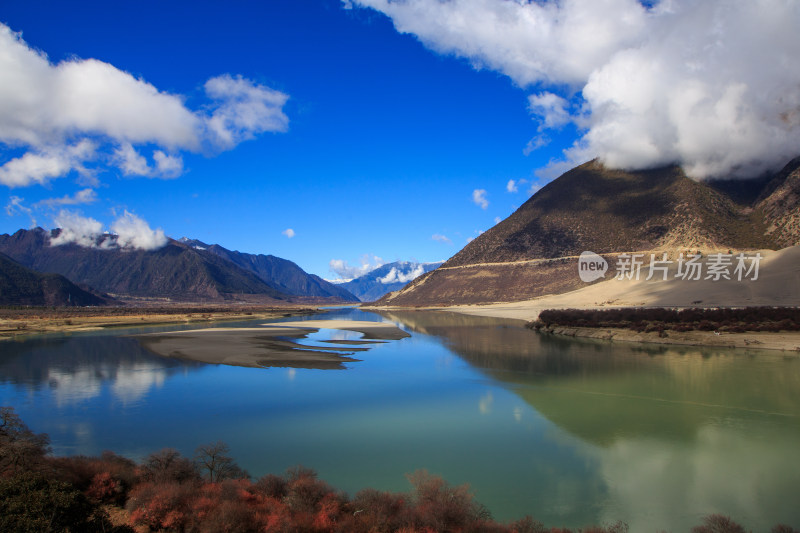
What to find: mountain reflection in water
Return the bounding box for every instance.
[379,310,800,530]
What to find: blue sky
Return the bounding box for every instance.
[1,0,798,279]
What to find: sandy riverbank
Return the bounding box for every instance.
[0,306,318,340]
[133,320,410,369]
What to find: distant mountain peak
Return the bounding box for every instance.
[339,260,443,302]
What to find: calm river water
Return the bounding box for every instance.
[1,307,799,531]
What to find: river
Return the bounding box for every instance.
[1,306,798,531]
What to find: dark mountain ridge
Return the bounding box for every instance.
[179,238,358,302]
[0,252,111,306]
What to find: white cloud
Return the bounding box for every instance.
[472,188,489,209]
[329,254,385,280]
[282,228,295,238]
[114,143,184,179]
[37,188,97,208]
[351,0,800,179]
[114,143,151,176]
[110,210,167,251]
[0,140,95,187]
[494,216,501,224]
[528,92,571,130]
[152,150,183,178]
[50,210,105,248]
[204,74,289,150]
[378,263,425,284]
[5,195,36,226]
[49,209,167,251]
[506,178,527,193]
[432,233,452,245]
[0,24,289,187]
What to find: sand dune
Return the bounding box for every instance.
[449,246,800,323]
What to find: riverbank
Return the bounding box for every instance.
[0,306,319,340]
[538,324,800,352]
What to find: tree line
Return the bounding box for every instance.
[530,307,800,334]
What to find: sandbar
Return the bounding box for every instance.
[134,320,409,370]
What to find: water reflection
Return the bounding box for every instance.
[0,334,200,406]
[380,310,800,530]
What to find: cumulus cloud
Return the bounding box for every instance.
[50,210,105,248]
[0,140,96,187]
[49,209,167,251]
[114,143,183,179]
[0,24,289,187]
[350,0,800,179]
[110,210,168,250]
[472,188,489,209]
[329,254,385,280]
[282,228,295,238]
[378,263,425,284]
[432,233,452,244]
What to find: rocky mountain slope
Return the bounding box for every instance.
[377,157,800,307]
[0,252,111,306]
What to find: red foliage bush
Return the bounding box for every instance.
[126,480,196,531]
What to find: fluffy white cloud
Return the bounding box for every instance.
[432,233,452,244]
[49,209,167,251]
[0,24,289,187]
[351,0,800,179]
[110,210,168,250]
[329,254,385,280]
[204,74,289,150]
[472,188,489,209]
[282,228,296,238]
[0,140,95,187]
[378,263,425,284]
[50,210,105,248]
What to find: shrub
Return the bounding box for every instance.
[691,514,746,533]
[0,471,132,532]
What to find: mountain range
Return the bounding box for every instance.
[178,238,358,302]
[378,156,800,306]
[337,261,442,302]
[0,229,358,304]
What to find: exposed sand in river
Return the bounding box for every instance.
[133,320,410,370]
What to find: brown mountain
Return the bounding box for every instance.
[0,252,111,306]
[378,157,800,306]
